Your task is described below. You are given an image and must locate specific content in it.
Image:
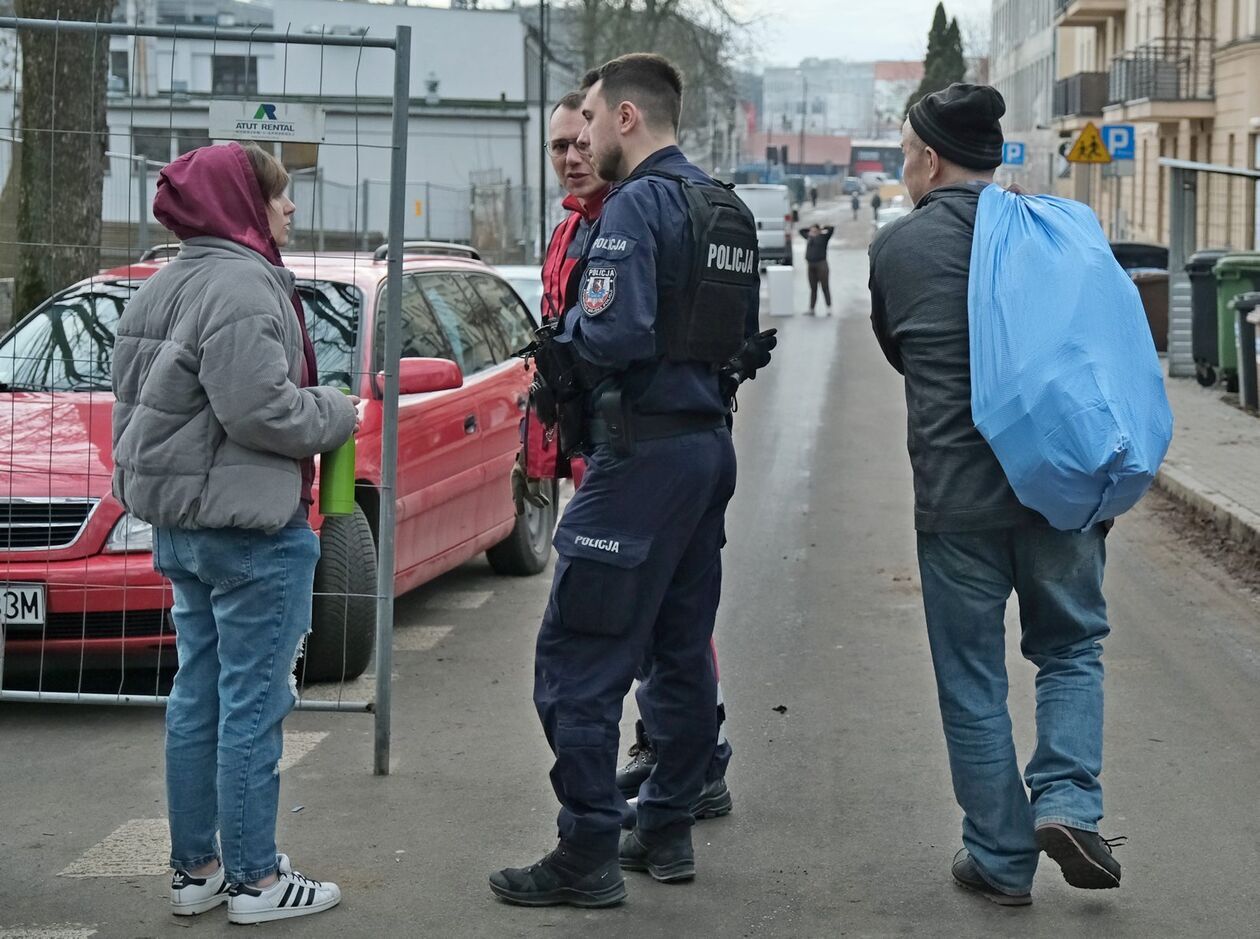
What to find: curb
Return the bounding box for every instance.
[1155,463,1260,551]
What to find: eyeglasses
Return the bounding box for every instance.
[544,138,590,156]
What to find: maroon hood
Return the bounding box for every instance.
[154,141,283,264]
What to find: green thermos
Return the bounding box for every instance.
[319,390,356,517]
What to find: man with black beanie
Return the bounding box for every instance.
[868,83,1121,906]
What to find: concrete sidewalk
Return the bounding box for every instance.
[1157,373,1260,548]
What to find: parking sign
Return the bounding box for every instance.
[1002,142,1026,166]
[1102,125,1135,160]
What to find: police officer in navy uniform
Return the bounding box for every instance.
[489,53,772,908]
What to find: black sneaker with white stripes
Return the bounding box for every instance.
[170,864,230,916]
[227,863,341,924]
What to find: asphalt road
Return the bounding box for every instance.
[3,210,1260,938]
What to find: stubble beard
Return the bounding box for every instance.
[594,142,625,183]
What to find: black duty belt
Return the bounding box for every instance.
[587,411,726,446]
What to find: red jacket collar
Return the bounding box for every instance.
[562,185,609,223]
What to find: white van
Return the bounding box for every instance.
[733,184,793,267]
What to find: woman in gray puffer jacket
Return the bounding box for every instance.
[111,142,354,925]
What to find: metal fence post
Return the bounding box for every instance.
[373,23,410,777]
[425,181,431,239]
[317,169,326,252]
[361,178,371,250]
[136,158,149,253]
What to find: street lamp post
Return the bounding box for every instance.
[798,71,807,176]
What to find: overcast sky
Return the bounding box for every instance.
[737,0,993,69]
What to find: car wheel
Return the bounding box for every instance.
[299,504,377,684]
[486,479,559,576]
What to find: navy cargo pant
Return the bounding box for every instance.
[534,427,737,858]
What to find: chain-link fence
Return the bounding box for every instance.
[0,14,414,776]
[1162,158,1260,388]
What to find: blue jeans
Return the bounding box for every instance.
[155,521,320,885]
[916,524,1110,894]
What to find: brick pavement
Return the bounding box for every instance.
[1157,372,1260,547]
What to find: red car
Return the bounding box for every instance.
[0,243,555,684]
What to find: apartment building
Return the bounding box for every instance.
[1051,0,1260,249]
[762,59,922,139]
[990,0,1060,192]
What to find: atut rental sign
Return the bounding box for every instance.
[209,100,326,143]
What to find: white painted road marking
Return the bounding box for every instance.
[395,625,453,652]
[277,730,328,773]
[58,818,169,877]
[422,590,492,610]
[60,730,330,878]
[0,927,98,938]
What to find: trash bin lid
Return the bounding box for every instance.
[1128,268,1168,282]
[1231,291,1260,313]
[1213,252,1260,277]
[1186,249,1230,273]
[1110,241,1169,270]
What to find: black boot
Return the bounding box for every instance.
[615,720,657,799]
[619,824,695,883]
[489,842,626,908]
[691,776,734,820]
[1036,823,1123,889]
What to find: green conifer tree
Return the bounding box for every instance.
[905,3,969,116]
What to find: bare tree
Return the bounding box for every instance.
[12,1,114,317]
[550,0,747,157]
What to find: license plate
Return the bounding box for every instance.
[0,584,46,626]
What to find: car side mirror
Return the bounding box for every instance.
[376,357,463,396]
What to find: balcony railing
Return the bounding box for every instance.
[1053,72,1109,118]
[1108,38,1214,105]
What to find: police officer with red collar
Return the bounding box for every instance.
[490,54,772,908]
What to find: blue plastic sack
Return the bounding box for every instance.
[968,185,1173,531]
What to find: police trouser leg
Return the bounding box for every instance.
[533,429,737,855]
[633,494,728,832]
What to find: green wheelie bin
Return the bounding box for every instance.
[1212,253,1260,393]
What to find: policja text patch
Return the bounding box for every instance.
[580,267,617,316]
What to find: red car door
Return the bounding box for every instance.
[459,272,540,532]
[377,274,485,584]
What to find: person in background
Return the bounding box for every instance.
[871,190,883,219]
[868,83,1121,907]
[809,185,818,207]
[851,192,861,220]
[799,223,835,316]
[111,142,357,925]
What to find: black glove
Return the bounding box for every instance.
[719,329,778,400]
[726,329,778,381]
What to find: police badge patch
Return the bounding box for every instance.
[579,267,617,316]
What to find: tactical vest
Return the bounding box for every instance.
[625,169,759,365]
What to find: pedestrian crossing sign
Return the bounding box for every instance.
[1066,122,1112,164]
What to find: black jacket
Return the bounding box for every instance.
[868,182,1042,532]
[799,226,834,263]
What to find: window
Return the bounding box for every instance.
[132,127,171,164]
[418,274,496,376]
[298,281,362,388]
[109,50,129,94]
[212,55,258,95]
[373,277,453,373]
[0,285,135,392]
[466,273,537,361]
[177,129,211,155]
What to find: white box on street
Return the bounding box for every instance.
[766,265,794,317]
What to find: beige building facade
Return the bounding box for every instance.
[1051,0,1260,249]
